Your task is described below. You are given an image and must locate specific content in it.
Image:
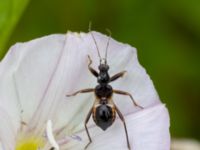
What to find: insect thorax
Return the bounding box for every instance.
[97,72,110,84]
[95,84,113,98]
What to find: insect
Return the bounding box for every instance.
[66,30,143,150]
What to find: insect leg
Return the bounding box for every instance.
[115,105,131,150]
[109,71,127,82]
[87,55,99,77]
[85,107,93,149]
[66,88,94,97]
[113,90,144,109]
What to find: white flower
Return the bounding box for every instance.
[0,31,170,150]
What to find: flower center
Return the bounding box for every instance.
[15,136,45,150]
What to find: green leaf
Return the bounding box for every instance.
[0,0,30,59]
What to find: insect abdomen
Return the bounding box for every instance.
[93,104,116,131]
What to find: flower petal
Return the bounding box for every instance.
[0,32,160,129]
[0,44,22,129]
[0,34,67,131]
[0,107,16,150]
[66,104,170,150]
[0,32,170,149]
[0,142,2,150]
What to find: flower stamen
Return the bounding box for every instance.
[46,120,59,150]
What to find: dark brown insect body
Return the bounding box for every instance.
[66,31,143,150]
[93,67,115,131]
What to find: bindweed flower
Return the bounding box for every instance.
[0,31,170,150]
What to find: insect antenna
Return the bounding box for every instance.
[105,29,112,64]
[88,22,102,63]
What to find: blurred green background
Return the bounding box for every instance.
[0,0,200,141]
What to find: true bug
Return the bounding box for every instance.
[66,30,143,150]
